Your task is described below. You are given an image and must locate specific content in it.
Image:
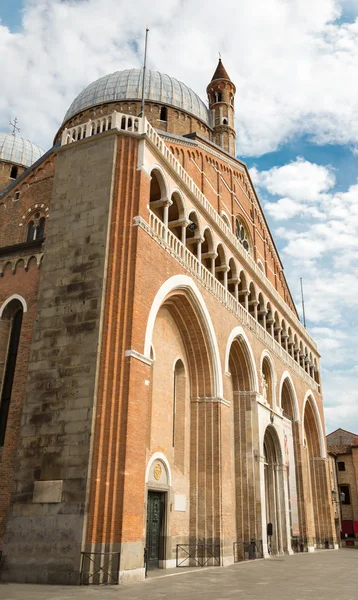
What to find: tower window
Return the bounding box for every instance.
[338,462,345,471]
[160,106,167,121]
[10,166,18,179]
[223,118,228,125]
[26,215,46,242]
[217,92,222,102]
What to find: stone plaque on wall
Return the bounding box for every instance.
[174,494,186,512]
[33,480,63,503]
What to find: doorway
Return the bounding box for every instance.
[146,491,165,570]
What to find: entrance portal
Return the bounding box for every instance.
[146,491,165,570]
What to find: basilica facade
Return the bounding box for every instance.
[0,60,336,584]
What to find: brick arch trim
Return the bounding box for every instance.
[144,275,223,398]
[278,371,300,422]
[224,326,259,392]
[302,390,326,458]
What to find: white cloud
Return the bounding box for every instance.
[252,156,358,431]
[252,158,335,202]
[0,0,358,155]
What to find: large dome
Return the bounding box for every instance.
[64,68,210,125]
[0,133,44,168]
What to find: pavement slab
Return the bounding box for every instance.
[1,549,357,600]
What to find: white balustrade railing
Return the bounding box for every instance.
[144,120,317,352]
[146,210,318,391]
[61,110,316,353]
[61,111,145,146]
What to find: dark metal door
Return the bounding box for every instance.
[146,492,164,570]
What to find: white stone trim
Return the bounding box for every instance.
[0,294,27,318]
[144,275,223,398]
[118,567,145,583]
[124,349,153,367]
[224,325,259,392]
[159,559,177,569]
[278,371,300,422]
[302,390,326,458]
[148,163,170,199]
[145,452,172,487]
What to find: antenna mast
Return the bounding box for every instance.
[140,27,149,118]
[300,277,306,328]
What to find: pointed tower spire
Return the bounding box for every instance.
[207,58,236,155]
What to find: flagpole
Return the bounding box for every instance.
[140,27,149,118]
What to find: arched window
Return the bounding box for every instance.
[223,118,228,125]
[26,220,35,242]
[160,106,168,121]
[26,214,46,242]
[235,217,251,253]
[10,166,18,179]
[0,300,23,446]
[217,92,222,102]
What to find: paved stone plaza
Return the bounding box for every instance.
[1,549,358,600]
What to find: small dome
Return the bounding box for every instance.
[64,68,210,125]
[0,133,44,168]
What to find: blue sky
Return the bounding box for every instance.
[0,0,23,31]
[1,0,358,434]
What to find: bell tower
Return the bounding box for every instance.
[207,58,236,155]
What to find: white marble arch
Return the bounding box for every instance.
[143,275,223,399]
[0,294,28,318]
[145,451,172,487]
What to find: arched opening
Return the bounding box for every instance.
[26,213,46,242]
[273,311,281,345]
[281,320,288,352]
[168,192,186,241]
[227,258,239,299]
[10,165,18,179]
[159,106,168,122]
[248,282,258,319]
[201,228,215,274]
[263,426,287,555]
[281,379,295,420]
[214,243,227,286]
[302,396,327,542]
[257,293,266,328]
[149,169,168,222]
[228,332,258,543]
[266,303,274,336]
[0,299,24,446]
[185,210,200,257]
[261,356,274,407]
[280,376,301,541]
[238,271,248,310]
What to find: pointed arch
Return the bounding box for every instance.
[278,371,299,422]
[144,275,223,398]
[0,294,27,318]
[224,326,258,392]
[302,391,326,458]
